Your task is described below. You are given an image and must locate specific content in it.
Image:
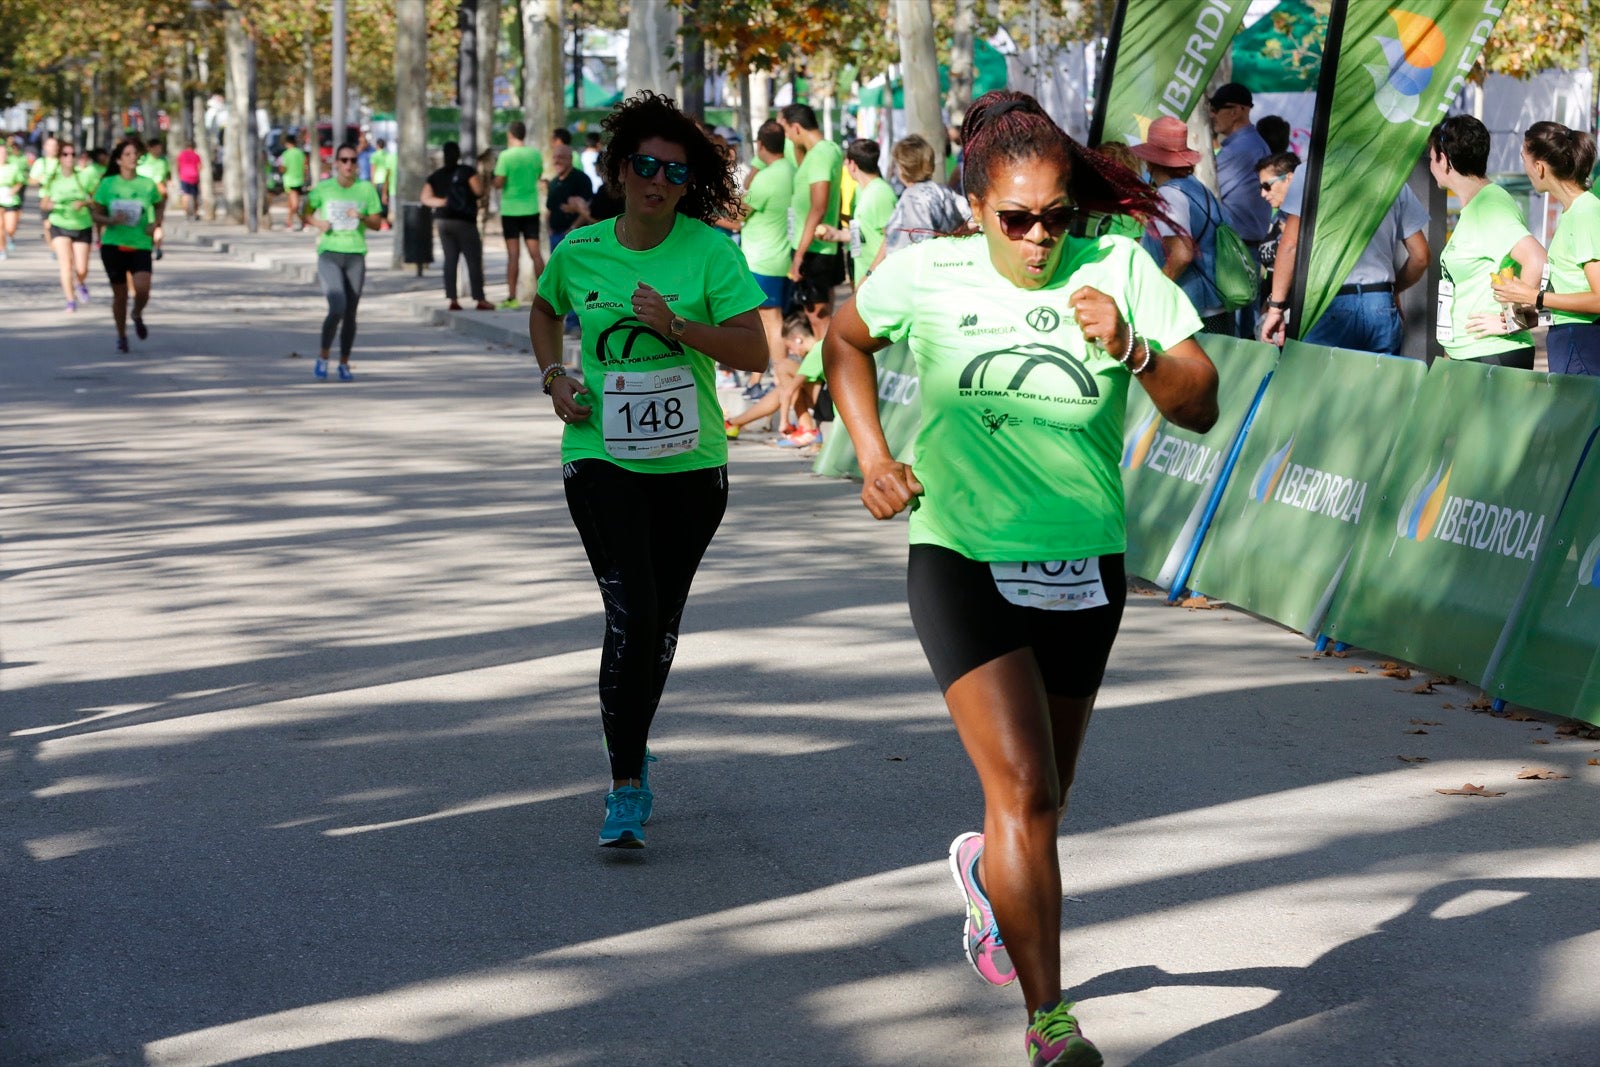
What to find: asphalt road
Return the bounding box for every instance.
[2,226,1598,1066]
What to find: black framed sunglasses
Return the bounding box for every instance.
[336,155,358,164]
[628,153,690,185]
[995,206,1078,240]
[1259,173,1289,192]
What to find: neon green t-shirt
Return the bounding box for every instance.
[742,156,795,276]
[854,232,1203,561]
[280,146,308,188]
[539,215,766,473]
[136,154,171,188]
[790,138,843,255]
[80,162,107,196]
[370,148,392,186]
[305,178,382,254]
[29,156,61,187]
[1438,183,1534,359]
[493,145,544,217]
[798,339,825,382]
[1547,192,1600,326]
[44,171,92,229]
[93,174,161,249]
[0,158,25,207]
[850,176,897,284]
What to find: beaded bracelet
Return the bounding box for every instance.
[1116,326,1135,365]
[1130,337,1155,376]
[541,364,567,394]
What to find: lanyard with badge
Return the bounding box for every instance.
[986,240,1138,612]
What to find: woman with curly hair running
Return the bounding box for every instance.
[824,91,1219,1066]
[529,91,768,849]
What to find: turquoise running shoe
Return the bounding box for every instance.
[1025,1000,1101,1067]
[603,736,658,824]
[599,786,647,848]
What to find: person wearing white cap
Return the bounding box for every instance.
[1130,116,1235,335]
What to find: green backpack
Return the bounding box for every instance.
[1178,179,1259,312]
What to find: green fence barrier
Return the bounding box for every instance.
[1322,360,1600,681]
[1487,429,1600,725]
[1121,334,1279,588]
[1188,343,1426,634]
[812,341,922,479]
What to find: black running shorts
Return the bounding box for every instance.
[501,213,541,240]
[907,543,1126,696]
[100,245,153,283]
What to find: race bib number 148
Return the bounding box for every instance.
[602,366,700,460]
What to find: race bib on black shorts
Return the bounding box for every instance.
[989,558,1108,611]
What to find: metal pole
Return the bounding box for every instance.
[332,0,347,153]
[572,10,581,110]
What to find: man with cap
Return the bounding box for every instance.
[1209,82,1272,335]
[1131,115,1235,336]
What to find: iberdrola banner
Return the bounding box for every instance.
[1292,0,1506,333]
[811,340,922,479]
[1089,0,1252,146]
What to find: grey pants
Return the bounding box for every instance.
[436,217,485,302]
[317,251,366,358]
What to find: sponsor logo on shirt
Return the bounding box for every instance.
[585,291,626,310]
[595,317,684,365]
[957,343,1100,403]
[980,409,1021,436]
[1025,307,1060,333]
[959,314,978,328]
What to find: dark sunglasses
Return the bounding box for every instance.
[336,155,358,163]
[1259,174,1289,192]
[628,153,690,185]
[995,206,1078,240]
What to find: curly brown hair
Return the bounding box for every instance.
[599,91,740,224]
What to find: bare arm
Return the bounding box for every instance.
[1395,230,1429,293]
[1069,286,1218,433]
[823,296,922,518]
[1258,213,1301,345]
[1159,234,1193,282]
[1510,234,1547,284]
[493,174,506,190]
[789,180,831,280]
[529,294,591,423]
[629,283,769,373]
[419,180,445,208]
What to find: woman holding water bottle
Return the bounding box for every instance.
[528,91,767,850]
[301,142,384,382]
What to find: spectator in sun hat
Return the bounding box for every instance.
[1131,115,1236,335]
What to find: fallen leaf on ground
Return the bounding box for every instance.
[1503,711,1537,722]
[1379,661,1402,670]
[1328,650,1350,658]
[1397,755,1430,763]
[1517,767,1569,780]
[1533,739,1552,745]
[1467,697,1494,710]
[1347,665,1369,674]
[1298,655,1311,659]
[1406,728,1429,735]
[1180,596,1217,610]
[1382,667,1413,679]
[1436,784,1505,796]
[1409,682,1437,694]
[1429,676,1458,686]
[1556,723,1581,735]
[1588,758,1599,766]
[1441,703,1456,709]
[1410,719,1442,726]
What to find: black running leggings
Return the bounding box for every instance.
[563,459,728,780]
[317,251,366,358]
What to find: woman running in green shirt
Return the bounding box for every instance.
[89,139,163,353]
[0,138,25,256]
[530,91,768,849]
[825,91,1219,1067]
[41,144,94,311]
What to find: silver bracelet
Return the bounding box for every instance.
[1117,327,1135,365]
[1130,337,1155,376]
